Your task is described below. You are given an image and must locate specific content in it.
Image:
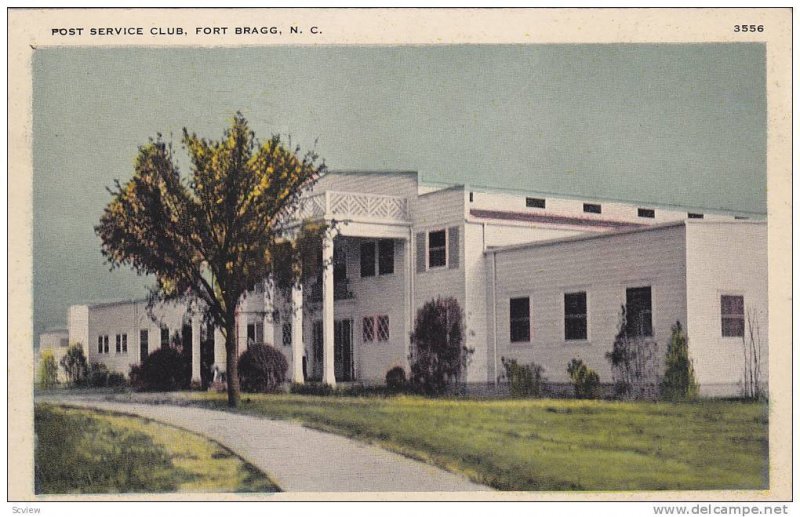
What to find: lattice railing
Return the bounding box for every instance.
[293,193,327,220]
[293,190,410,223]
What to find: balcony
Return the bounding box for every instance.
[292,190,411,225]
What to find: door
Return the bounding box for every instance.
[334,319,354,382]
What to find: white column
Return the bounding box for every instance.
[322,232,336,386]
[191,315,201,384]
[213,327,226,371]
[291,284,304,384]
[263,282,276,346]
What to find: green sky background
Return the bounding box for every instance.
[32,44,766,341]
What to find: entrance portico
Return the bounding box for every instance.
[288,190,412,387]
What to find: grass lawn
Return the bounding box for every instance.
[185,392,768,491]
[34,403,278,494]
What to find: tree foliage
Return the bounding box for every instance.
[95,113,325,406]
[660,321,699,401]
[38,350,59,389]
[60,343,88,386]
[606,305,660,400]
[408,297,472,395]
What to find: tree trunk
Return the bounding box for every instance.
[225,317,240,408]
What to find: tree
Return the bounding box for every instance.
[660,321,699,401]
[38,350,58,389]
[95,113,325,407]
[408,297,473,395]
[60,343,88,386]
[606,305,660,399]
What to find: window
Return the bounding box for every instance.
[721,295,745,337]
[626,286,653,337]
[735,216,749,220]
[247,323,256,346]
[334,247,347,282]
[688,212,704,219]
[362,317,375,342]
[282,323,292,346]
[583,203,602,214]
[564,292,588,341]
[121,333,128,353]
[140,329,149,361]
[376,316,390,341]
[115,334,121,353]
[428,230,447,268]
[469,192,474,203]
[360,241,376,277]
[378,239,394,275]
[97,335,109,354]
[160,326,170,348]
[526,197,546,209]
[509,297,530,343]
[638,208,655,218]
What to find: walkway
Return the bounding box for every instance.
[35,394,491,493]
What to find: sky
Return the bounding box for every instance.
[31,44,766,341]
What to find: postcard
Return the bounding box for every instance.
[7,7,792,504]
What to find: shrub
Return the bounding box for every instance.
[86,363,110,388]
[385,366,407,393]
[107,371,127,388]
[289,382,334,396]
[38,350,59,389]
[660,321,699,401]
[606,305,660,399]
[238,344,288,393]
[408,297,473,395]
[567,359,600,399]
[129,347,190,392]
[60,343,88,386]
[501,357,545,398]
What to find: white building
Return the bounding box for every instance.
[63,171,767,397]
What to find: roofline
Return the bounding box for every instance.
[485,219,765,255]
[325,169,419,176]
[466,182,766,218]
[418,184,465,197]
[79,298,150,309]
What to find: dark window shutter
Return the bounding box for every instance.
[416,232,426,273]
[448,226,460,269]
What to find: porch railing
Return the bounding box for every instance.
[292,190,411,224]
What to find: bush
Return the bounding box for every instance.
[38,350,59,389]
[408,297,473,395]
[567,359,600,399]
[606,305,660,399]
[60,343,88,386]
[129,347,190,392]
[501,357,545,398]
[385,367,407,393]
[660,321,699,401]
[238,344,288,393]
[289,382,334,396]
[107,372,127,388]
[86,363,110,388]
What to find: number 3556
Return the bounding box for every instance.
[734,25,765,32]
